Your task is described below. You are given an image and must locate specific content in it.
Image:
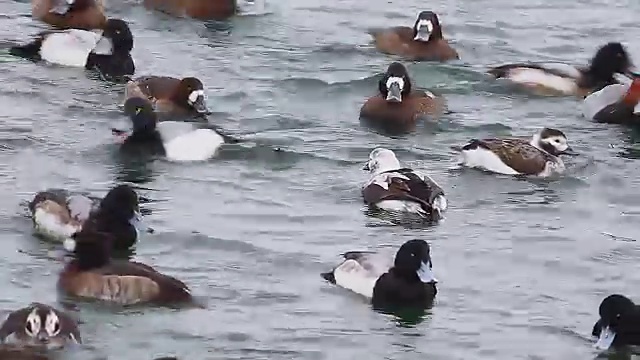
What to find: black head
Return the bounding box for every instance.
[588,42,632,82]
[172,77,210,115]
[99,184,140,221]
[104,19,134,54]
[592,294,637,350]
[599,294,636,330]
[393,239,437,283]
[413,11,443,42]
[67,230,112,270]
[378,62,412,103]
[121,97,157,137]
[536,128,577,156]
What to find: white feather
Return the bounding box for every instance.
[505,68,578,95]
[432,194,447,213]
[459,147,520,175]
[376,200,425,215]
[538,63,582,78]
[157,122,224,162]
[39,30,102,67]
[66,195,94,222]
[333,255,391,299]
[583,83,629,120]
[33,208,79,242]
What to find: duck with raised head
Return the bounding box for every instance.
[488,42,634,97]
[59,230,193,306]
[28,184,149,251]
[321,239,437,309]
[124,76,210,118]
[368,11,458,62]
[453,127,578,177]
[592,294,640,351]
[360,62,446,133]
[8,18,134,81]
[32,0,106,30]
[0,303,81,349]
[362,148,447,222]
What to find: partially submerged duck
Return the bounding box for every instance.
[142,0,259,20]
[0,303,81,349]
[592,294,640,351]
[583,74,640,124]
[124,76,210,118]
[32,0,106,30]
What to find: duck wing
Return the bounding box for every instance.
[130,76,180,100]
[322,252,391,299]
[466,138,552,175]
[363,169,443,215]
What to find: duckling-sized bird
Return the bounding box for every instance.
[592,294,640,351]
[321,239,437,309]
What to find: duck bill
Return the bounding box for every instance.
[191,96,210,115]
[129,211,149,233]
[594,326,616,351]
[416,261,438,284]
[386,83,402,103]
[413,28,431,41]
[362,162,370,171]
[561,147,579,156]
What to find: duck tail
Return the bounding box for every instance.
[450,145,463,152]
[321,271,336,284]
[8,38,43,62]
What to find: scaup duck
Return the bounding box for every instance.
[60,230,193,306]
[368,11,458,62]
[32,0,106,30]
[112,97,226,162]
[143,0,238,20]
[592,294,640,351]
[488,42,633,97]
[362,148,447,221]
[360,62,446,133]
[321,239,437,309]
[9,18,134,81]
[0,303,81,349]
[28,184,148,251]
[124,76,210,117]
[453,127,577,177]
[583,74,640,124]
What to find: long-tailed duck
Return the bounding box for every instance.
[361,148,447,221]
[454,128,577,177]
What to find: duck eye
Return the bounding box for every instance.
[135,107,142,115]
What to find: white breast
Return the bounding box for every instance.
[506,67,578,95]
[40,30,103,67]
[157,122,225,162]
[459,147,520,175]
[33,208,79,242]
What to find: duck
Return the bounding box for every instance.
[368,11,459,62]
[59,229,193,306]
[9,18,134,81]
[32,0,106,30]
[0,303,81,349]
[360,62,446,133]
[124,76,210,118]
[321,239,437,309]
[143,0,237,20]
[488,42,634,97]
[0,347,50,360]
[112,97,228,162]
[592,294,640,351]
[362,148,447,221]
[453,127,577,177]
[28,184,149,251]
[583,73,640,124]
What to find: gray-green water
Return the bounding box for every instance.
[1,0,640,359]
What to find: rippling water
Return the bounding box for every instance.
[1,0,640,359]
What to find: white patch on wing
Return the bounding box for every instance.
[506,67,577,95]
[40,30,102,67]
[157,122,224,162]
[583,83,629,119]
[66,195,94,223]
[333,259,379,299]
[33,208,79,242]
[460,147,520,175]
[376,200,425,215]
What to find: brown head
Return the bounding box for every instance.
[412,11,443,42]
[170,77,210,115]
[0,303,81,349]
[378,62,412,103]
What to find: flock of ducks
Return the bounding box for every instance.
[1,0,640,358]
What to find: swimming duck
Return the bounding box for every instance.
[112,97,227,162]
[9,18,134,81]
[368,11,459,62]
[583,74,640,124]
[592,294,640,351]
[488,42,633,97]
[0,303,81,349]
[60,230,193,306]
[321,239,437,309]
[453,127,577,177]
[124,76,210,118]
[360,62,446,133]
[142,0,259,20]
[32,0,106,30]
[362,148,447,221]
[28,184,148,251]
[0,347,50,360]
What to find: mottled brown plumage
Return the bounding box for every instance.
[143,0,236,20]
[124,76,209,118]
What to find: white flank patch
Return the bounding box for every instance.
[460,147,520,175]
[33,208,79,242]
[376,200,426,216]
[333,259,378,299]
[40,30,102,67]
[507,68,577,95]
[158,122,224,162]
[583,83,629,119]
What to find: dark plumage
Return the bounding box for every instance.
[592,294,640,350]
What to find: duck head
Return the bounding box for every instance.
[103,18,134,54]
[0,303,81,349]
[362,148,402,174]
[112,97,158,142]
[378,62,412,103]
[173,77,210,115]
[589,42,634,82]
[593,294,637,350]
[393,239,437,284]
[412,11,443,42]
[532,128,577,156]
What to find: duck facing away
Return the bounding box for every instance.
[32,0,106,30]
[368,11,458,62]
[592,294,640,351]
[0,303,81,349]
[360,62,446,133]
[59,230,193,306]
[362,148,447,222]
[488,42,633,97]
[321,239,437,309]
[453,127,577,177]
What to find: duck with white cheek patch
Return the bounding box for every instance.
[592,294,640,351]
[0,303,81,349]
[453,127,578,177]
[321,239,438,309]
[362,148,447,222]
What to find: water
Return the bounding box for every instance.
[0,0,640,359]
